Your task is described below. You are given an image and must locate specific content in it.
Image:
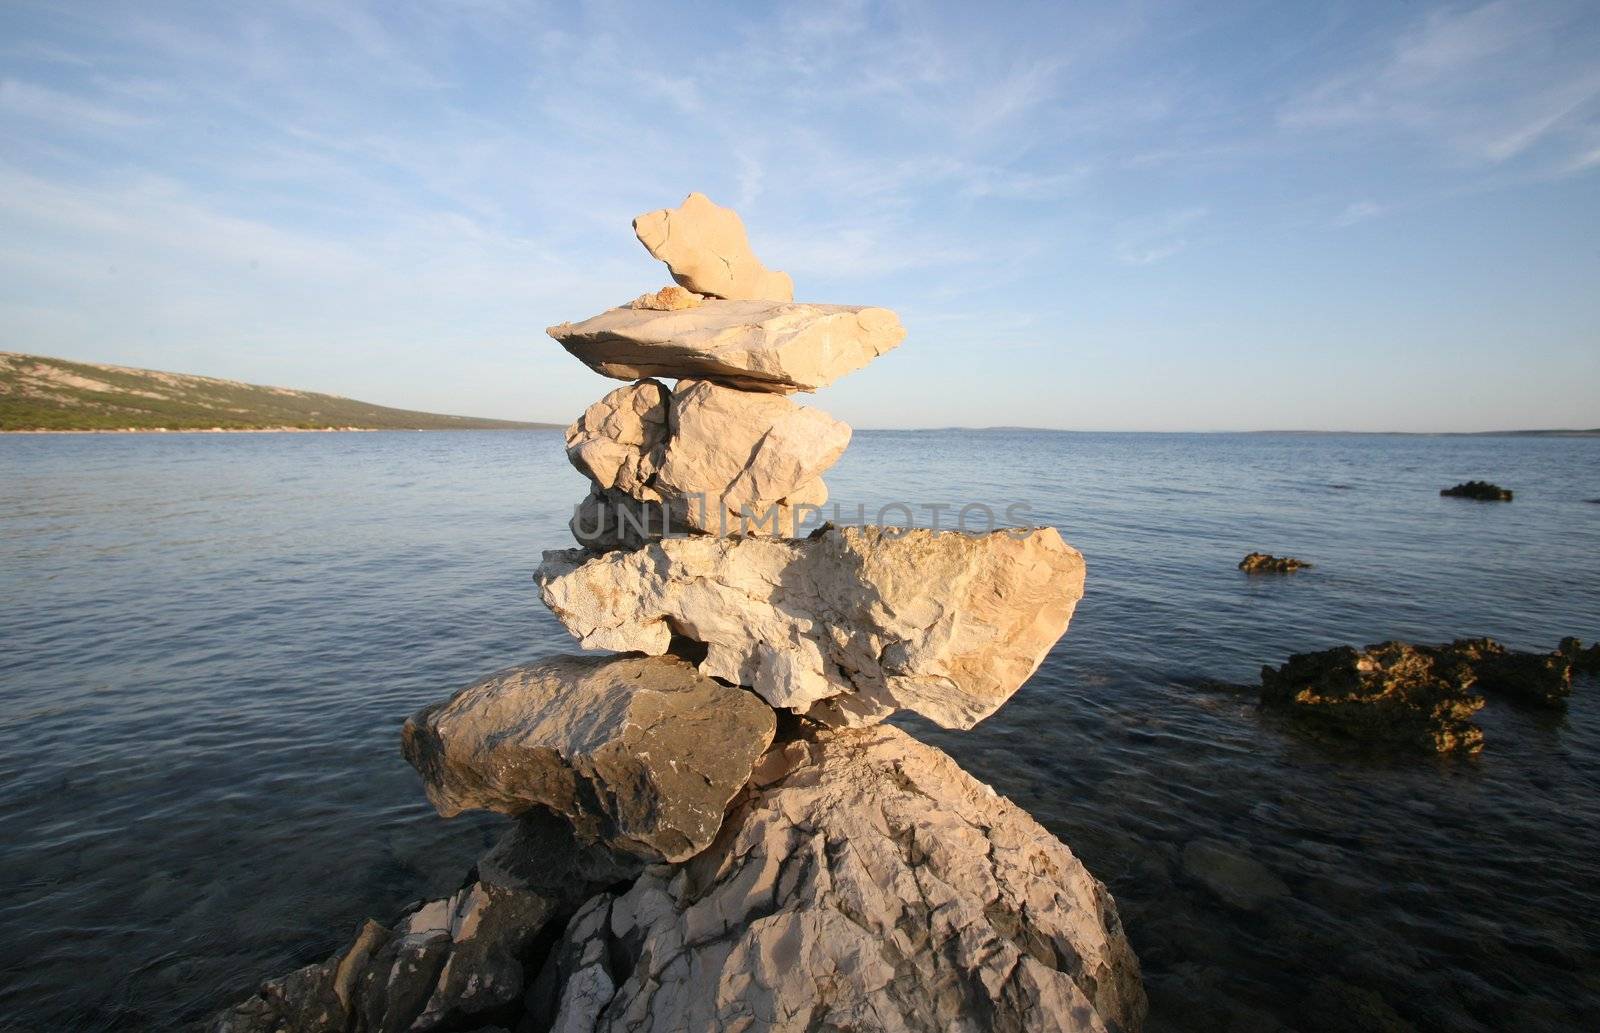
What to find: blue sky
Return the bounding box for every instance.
[2,0,1597,431]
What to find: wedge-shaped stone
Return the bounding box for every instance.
[401,654,776,862]
[537,526,1086,729]
[546,299,904,393]
[633,192,793,302]
[531,725,1147,1033]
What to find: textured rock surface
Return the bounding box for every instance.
[565,381,669,498]
[1441,637,1574,707]
[633,192,793,302]
[1260,642,1486,753]
[628,285,703,311]
[567,377,847,538]
[547,299,904,393]
[1238,552,1311,574]
[538,526,1086,729]
[532,724,1146,1033]
[210,812,627,1033]
[402,654,776,861]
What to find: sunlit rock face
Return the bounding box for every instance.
[531,724,1148,1033]
[538,526,1087,730]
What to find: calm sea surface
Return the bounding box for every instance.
[1,429,1597,1032]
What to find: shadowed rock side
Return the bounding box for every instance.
[547,300,905,394]
[401,654,776,862]
[1440,480,1513,501]
[209,810,645,1033]
[538,526,1087,729]
[529,724,1147,1033]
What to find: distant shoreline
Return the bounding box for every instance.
[0,425,553,435]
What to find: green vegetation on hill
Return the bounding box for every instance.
[0,352,557,432]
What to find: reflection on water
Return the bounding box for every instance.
[1,429,1597,1031]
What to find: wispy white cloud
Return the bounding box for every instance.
[0,78,152,127]
[1280,1,1600,173]
[1113,207,1207,265]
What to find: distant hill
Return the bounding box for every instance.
[0,353,558,432]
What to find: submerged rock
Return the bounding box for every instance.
[401,654,776,861]
[530,724,1147,1033]
[537,526,1086,729]
[633,192,794,302]
[1238,552,1311,574]
[1441,481,1512,501]
[546,299,905,393]
[1260,641,1485,754]
[1180,838,1291,912]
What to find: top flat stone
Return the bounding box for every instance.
[547,299,905,393]
[633,192,793,302]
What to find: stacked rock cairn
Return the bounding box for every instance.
[211,194,1148,1033]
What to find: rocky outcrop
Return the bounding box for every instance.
[633,192,793,302]
[214,194,1139,1033]
[530,724,1146,1033]
[1260,641,1485,754]
[211,811,637,1033]
[401,654,775,861]
[1259,636,1590,751]
[1238,552,1311,574]
[1441,481,1513,501]
[538,526,1086,729]
[1442,637,1574,708]
[547,300,905,393]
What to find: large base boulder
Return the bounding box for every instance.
[537,526,1087,729]
[402,654,776,862]
[532,724,1147,1033]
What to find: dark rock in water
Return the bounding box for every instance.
[1260,642,1485,754]
[1239,552,1311,574]
[1180,838,1291,911]
[1440,637,1573,708]
[1560,636,1600,676]
[1440,480,1512,501]
[1258,637,1585,753]
[207,811,638,1033]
